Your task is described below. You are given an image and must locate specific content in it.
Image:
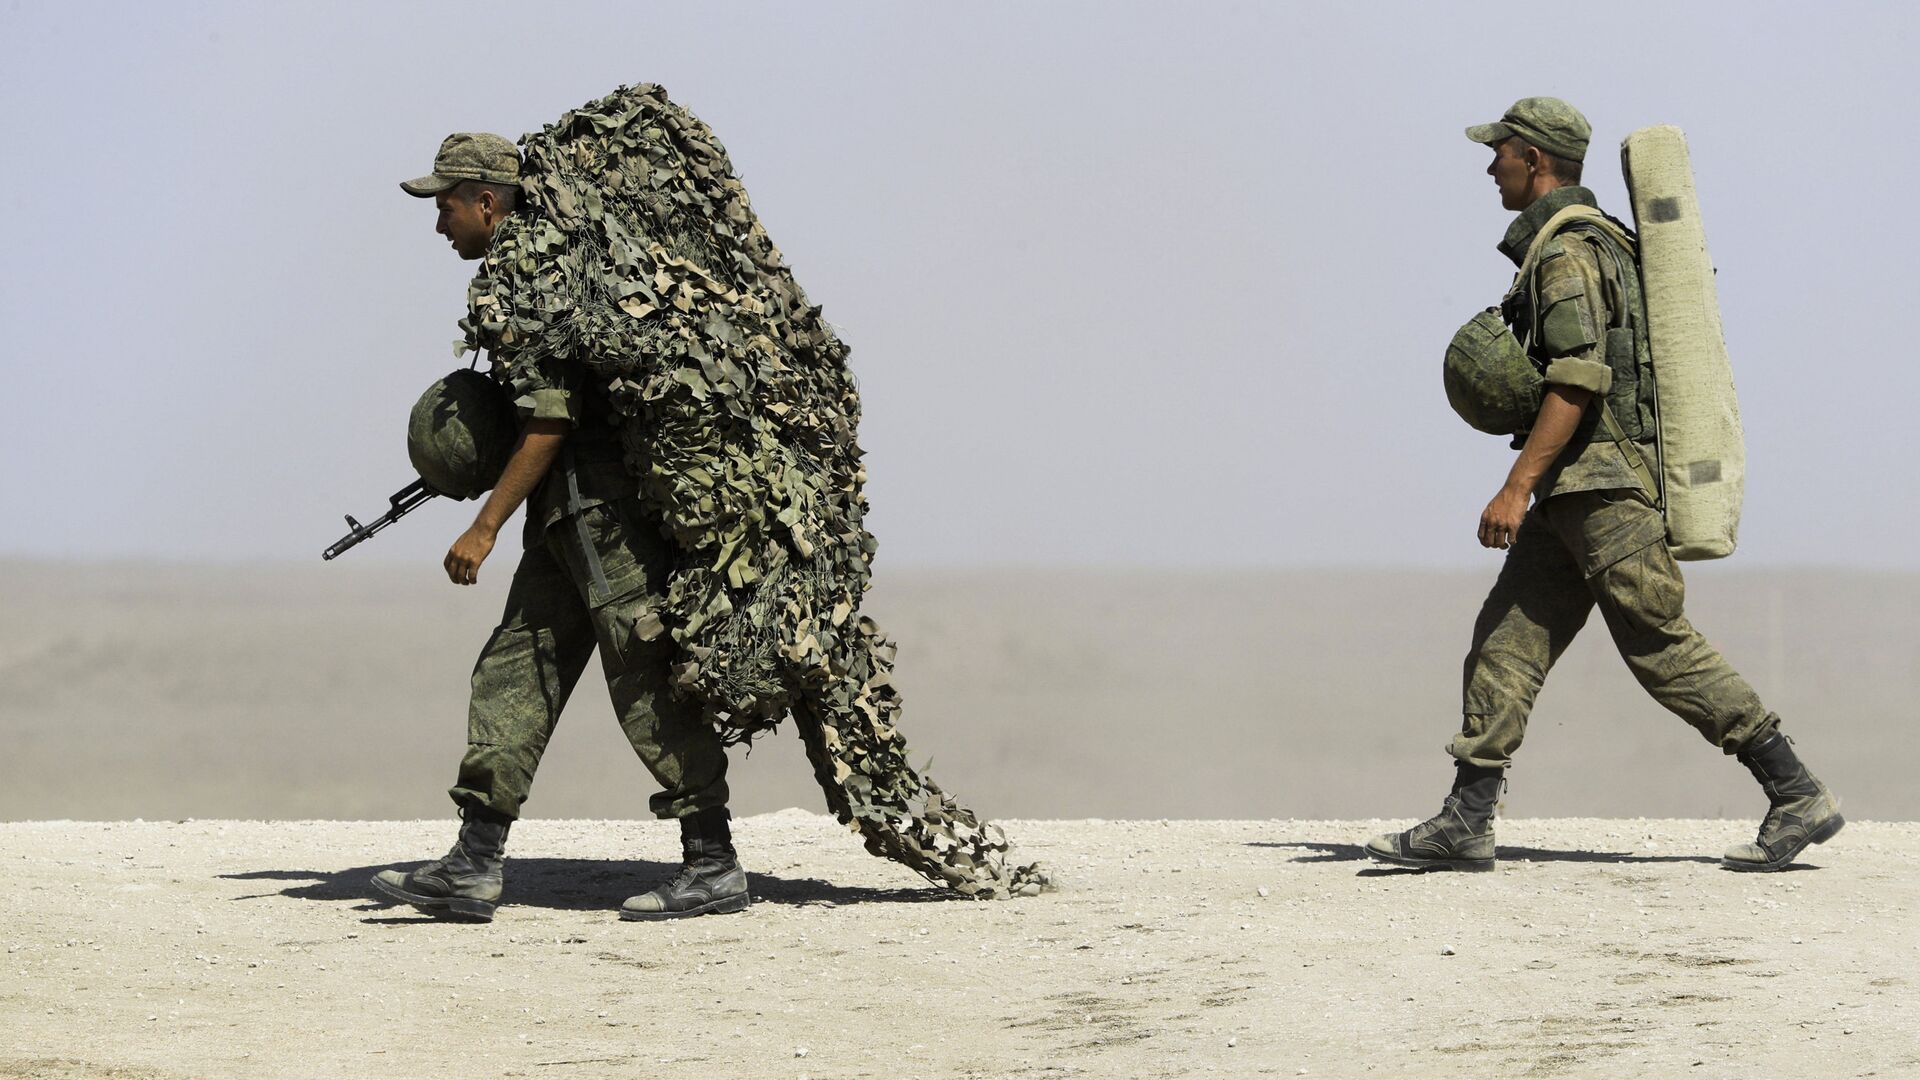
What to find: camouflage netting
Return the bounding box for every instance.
[458,83,1044,897]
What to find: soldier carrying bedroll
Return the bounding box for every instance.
[1366,97,1844,874]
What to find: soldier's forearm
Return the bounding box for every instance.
[1505,385,1592,493]
[472,419,569,534]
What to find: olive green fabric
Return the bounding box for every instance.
[1444,308,1540,435]
[1498,187,1653,498]
[1450,487,1778,768]
[520,388,572,422]
[456,83,1043,897]
[406,369,518,500]
[450,496,728,821]
[1466,97,1592,162]
[492,338,640,541]
[1622,124,1746,561]
[401,132,522,197]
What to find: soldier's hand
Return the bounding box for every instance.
[1478,486,1529,550]
[445,524,498,585]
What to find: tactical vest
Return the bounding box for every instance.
[1491,206,1665,504]
[1500,213,1659,448]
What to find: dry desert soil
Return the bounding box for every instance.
[6,561,1920,1076]
[3,814,1915,1079]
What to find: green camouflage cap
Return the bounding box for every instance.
[1465,97,1591,162]
[400,132,521,197]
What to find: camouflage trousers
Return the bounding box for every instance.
[1451,487,1777,768]
[449,497,729,820]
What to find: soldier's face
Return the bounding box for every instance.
[1487,139,1535,212]
[435,189,494,260]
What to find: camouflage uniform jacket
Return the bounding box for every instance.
[493,347,640,544]
[1497,186,1651,499]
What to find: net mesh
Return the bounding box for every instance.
[458,83,1045,897]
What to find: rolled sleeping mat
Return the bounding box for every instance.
[1622,124,1744,560]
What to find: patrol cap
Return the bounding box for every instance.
[1465,97,1592,163]
[400,132,522,197]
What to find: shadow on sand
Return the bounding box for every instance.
[1249,841,1728,870]
[221,857,959,921]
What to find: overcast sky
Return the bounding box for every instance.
[2,1,1914,569]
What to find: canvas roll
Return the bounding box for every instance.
[1622,125,1745,560]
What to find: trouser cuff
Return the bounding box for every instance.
[1727,712,1783,756]
[649,785,731,821]
[450,791,521,823]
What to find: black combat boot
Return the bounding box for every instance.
[1723,731,1844,872]
[620,806,750,920]
[1365,763,1503,872]
[370,806,511,921]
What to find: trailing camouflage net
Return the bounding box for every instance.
[458,83,1044,898]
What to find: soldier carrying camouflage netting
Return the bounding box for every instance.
[369,86,1045,923]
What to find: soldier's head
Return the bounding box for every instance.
[1466,97,1590,212]
[400,132,522,260]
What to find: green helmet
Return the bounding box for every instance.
[1444,308,1542,435]
[407,369,518,499]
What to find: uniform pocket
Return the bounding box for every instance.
[1603,326,1642,439]
[1564,488,1666,578]
[574,501,674,668]
[594,585,671,672]
[557,499,672,606]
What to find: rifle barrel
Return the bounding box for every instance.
[321,480,440,560]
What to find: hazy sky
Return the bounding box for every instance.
[3,1,1914,569]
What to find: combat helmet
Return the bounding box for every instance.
[1444,308,1542,436]
[407,369,518,499]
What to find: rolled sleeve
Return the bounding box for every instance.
[517,387,576,422]
[1543,356,1612,394]
[500,352,581,425]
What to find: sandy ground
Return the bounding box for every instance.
[3,814,1915,1079]
[4,561,1916,1074]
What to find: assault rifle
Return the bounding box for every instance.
[322,479,439,560]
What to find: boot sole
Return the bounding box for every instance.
[370,874,497,922]
[618,892,751,921]
[1366,849,1496,873]
[1722,813,1846,873]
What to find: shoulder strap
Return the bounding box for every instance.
[1502,204,1636,305]
[559,446,612,604]
[1598,399,1663,511]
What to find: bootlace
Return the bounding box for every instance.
[1759,805,1789,838]
[656,845,715,893]
[1409,797,1461,837]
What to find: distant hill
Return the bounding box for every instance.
[3,560,1913,821]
